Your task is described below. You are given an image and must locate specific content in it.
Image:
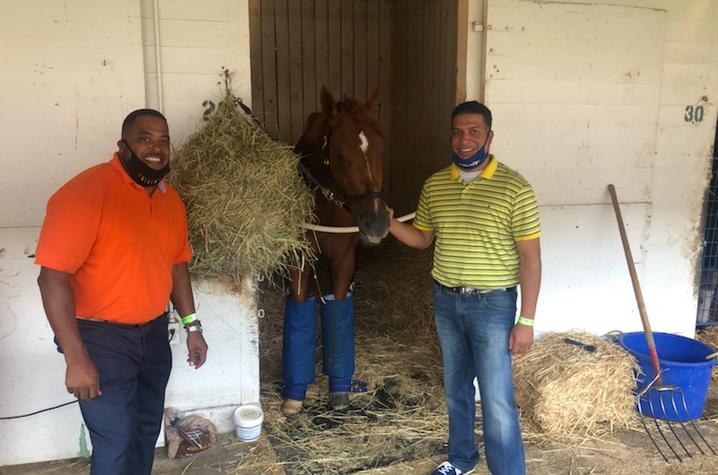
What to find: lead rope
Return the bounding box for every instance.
[296,253,305,297]
[304,212,416,233]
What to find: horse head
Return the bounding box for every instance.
[296,87,390,246]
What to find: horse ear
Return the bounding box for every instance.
[305,112,320,130]
[366,87,380,116]
[320,87,337,117]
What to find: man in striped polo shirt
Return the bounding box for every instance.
[389,101,541,475]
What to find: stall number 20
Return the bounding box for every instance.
[685,105,705,123]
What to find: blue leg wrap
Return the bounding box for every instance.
[282,296,317,400]
[321,293,355,393]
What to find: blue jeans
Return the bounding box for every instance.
[432,282,525,475]
[64,315,172,475]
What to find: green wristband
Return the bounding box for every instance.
[517,316,534,327]
[181,313,197,325]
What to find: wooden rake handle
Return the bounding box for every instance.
[608,184,662,381]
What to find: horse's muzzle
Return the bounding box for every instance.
[354,198,390,246]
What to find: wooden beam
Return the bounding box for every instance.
[455,0,469,104]
[260,0,278,138]
[302,0,317,121]
[248,0,264,124]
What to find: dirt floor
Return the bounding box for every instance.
[5,239,718,474]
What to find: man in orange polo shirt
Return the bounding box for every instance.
[36,109,208,475]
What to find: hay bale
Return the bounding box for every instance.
[170,92,314,282]
[513,331,639,440]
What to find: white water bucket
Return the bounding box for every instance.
[233,405,264,442]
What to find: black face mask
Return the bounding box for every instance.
[120,140,169,187]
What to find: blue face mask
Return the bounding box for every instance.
[451,131,491,170]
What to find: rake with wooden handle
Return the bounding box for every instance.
[608,184,715,462]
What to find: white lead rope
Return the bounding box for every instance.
[303,212,416,234]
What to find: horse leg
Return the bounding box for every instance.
[328,236,357,299]
[321,245,358,409]
[281,265,317,415]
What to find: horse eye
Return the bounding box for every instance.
[333,151,351,168]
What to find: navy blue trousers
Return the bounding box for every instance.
[69,315,171,475]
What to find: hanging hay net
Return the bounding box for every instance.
[170,91,315,282]
[513,331,640,441]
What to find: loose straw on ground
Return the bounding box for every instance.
[696,327,718,380]
[246,333,449,474]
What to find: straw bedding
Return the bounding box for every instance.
[253,333,449,474]
[696,327,718,380]
[513,331,640,441]
[170,92,314,282]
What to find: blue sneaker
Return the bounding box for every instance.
[431,461,476,475]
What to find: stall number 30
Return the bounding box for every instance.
[685,105,705,123]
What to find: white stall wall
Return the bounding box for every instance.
[0,0,257,466]
[466,0,486,101]
[480,0,718,337]
[140,0,252,144]
[0,0,146,228]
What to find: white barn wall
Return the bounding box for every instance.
[466,0,486,101]
[482,0,718,337]
[139,0,252,144]
[0,0,257,466]
[0,0,146,228]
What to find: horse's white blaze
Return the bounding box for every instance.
[358,131,369,154]
[358,130,376,183]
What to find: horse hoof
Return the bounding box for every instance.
[281,399,303,416]
[329,392,350,410]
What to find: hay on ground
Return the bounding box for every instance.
[253,333,449,474]
[696,327,718,380]
[170,92,314,282]
[513,331,640,441]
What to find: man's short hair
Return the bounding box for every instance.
[121,109,167,137]
[451,101,492,130]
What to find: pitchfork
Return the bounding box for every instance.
[608,184,716,463]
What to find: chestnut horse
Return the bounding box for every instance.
[281,87,389,414]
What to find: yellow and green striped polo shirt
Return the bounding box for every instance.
[413,156,541,288]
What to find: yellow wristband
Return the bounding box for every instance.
[517,316,534,327]
[181,313,197,325]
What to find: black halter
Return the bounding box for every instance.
[298,134,385,211]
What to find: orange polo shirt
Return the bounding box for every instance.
[35,154,192,324]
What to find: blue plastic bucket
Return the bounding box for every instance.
[619,332,717,421]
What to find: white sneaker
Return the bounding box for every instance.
[431,461,476,475]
